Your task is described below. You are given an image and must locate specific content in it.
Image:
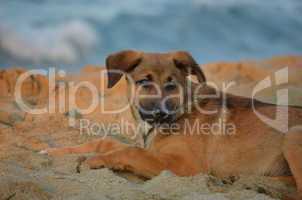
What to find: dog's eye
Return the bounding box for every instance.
[165,76,177,91]
[136,74,153,88]
[136,79,150,85]
[165,83,177,91]
[135,79,152,89]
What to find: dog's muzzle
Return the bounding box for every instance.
[139,108,176,124]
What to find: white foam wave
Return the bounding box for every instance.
[0,20,98,64]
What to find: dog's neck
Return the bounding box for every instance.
[126,79,153,148]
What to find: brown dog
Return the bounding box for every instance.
[40,50,302,199]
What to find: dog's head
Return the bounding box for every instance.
[106,50,206,124]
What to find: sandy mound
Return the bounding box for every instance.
[0,154,291,200]
[0,55,301,200]
[203,55,302,106]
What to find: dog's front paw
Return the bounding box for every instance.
[76,156,89,173]
[76,156,106,173]
[87,156,106,169]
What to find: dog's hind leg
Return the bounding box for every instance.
[282,128,302,200]
[39,138,128,156]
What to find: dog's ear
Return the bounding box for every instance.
[171,51,206,83]
[106,50,142,88]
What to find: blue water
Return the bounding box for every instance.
[0,0,302,71]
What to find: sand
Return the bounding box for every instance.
[0,55,301,200]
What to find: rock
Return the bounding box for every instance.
[0,68,49,102]
[0,100,25,126]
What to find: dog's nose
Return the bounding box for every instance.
[153,108,169,120]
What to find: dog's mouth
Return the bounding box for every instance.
[139,110,176,125]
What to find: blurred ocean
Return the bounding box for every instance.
[0,0,302,71]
